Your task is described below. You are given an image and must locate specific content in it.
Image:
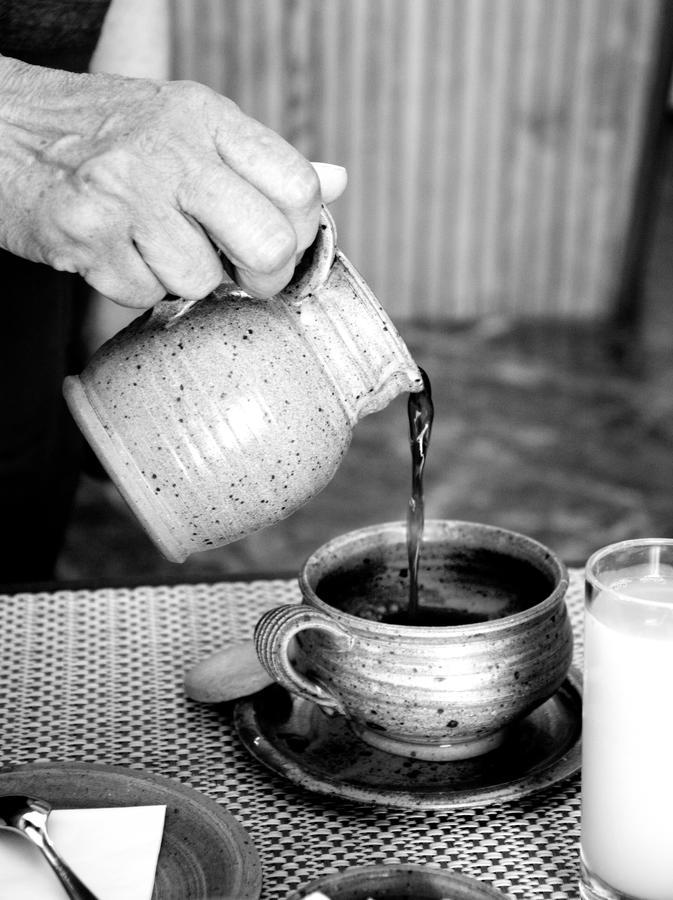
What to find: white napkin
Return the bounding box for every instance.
[0,805,166,900]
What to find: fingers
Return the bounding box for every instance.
[122,156,348,303]
[178,161,301,299]
[213,117,322,260]
[132,210,224,300]
[145,155,348,301]
[179,157,348,298]
[80,243,167,309]
[52,204,224,307]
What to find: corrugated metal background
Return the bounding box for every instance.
[171,0,670,320]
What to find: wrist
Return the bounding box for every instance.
[0,57,75,259]
[0,55,77,122]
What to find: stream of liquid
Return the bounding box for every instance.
[406,367,434,622]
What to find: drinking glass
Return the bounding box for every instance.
[581,539,673,900]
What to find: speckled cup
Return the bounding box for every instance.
[63,209,421,562]
[255,520,572,761]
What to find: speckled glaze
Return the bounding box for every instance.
[63,209,422,562]
[254,520,572,761]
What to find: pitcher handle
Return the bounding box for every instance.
[279,206,337,303]
[254,604,352,712]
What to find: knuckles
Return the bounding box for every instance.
[45,250,78,274]
[75,148,133,192]
[160,79,241,122]
[46,189,113,246]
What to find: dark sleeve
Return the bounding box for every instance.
[0,0,111,72]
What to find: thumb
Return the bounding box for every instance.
[311,161,348,204]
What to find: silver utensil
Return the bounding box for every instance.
[0,794,99,899]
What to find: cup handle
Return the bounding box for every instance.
[254,604,352,712]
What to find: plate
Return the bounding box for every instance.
[0,762,261,899]
[285,863,507,899]
[234,667,582,810]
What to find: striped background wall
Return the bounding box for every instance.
[171,0,671,321]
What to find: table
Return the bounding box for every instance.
[0,570,585,899]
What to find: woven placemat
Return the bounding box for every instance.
[0,571,585,899]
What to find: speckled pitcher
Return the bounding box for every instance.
[63,209,422,562]
[255,520,572,761]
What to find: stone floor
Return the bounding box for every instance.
[57,130,673,583]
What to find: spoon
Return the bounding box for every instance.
[0,794,99,899]
[184,640,274,703]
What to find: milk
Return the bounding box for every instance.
[582,566,673,899]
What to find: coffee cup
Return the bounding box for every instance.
[254,519,572,760]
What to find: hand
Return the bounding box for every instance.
[0,58,347,307]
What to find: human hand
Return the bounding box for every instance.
[0,58,347,307]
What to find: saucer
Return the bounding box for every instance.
[0,762,262,899]
[285,863,507,899]
[234,667,582,809]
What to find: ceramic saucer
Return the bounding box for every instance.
[234,666,582,809]
[285,863,507,899]
[0,761,262,899]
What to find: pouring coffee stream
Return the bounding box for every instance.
[405,367,434,623]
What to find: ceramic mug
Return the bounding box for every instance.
[255,520,572,760]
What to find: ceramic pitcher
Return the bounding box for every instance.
[63,209,422,562]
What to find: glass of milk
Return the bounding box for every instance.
[581,539,673,900]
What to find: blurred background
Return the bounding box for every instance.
[58,0,673,582]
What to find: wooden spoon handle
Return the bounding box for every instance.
[184,641,273,703]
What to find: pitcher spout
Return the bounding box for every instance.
[358,357,423,418]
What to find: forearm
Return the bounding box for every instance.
[89,0,171,78]
[0,55,78,265]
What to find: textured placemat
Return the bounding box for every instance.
[0,571,585,899]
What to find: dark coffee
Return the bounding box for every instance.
[315,544,555,626]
